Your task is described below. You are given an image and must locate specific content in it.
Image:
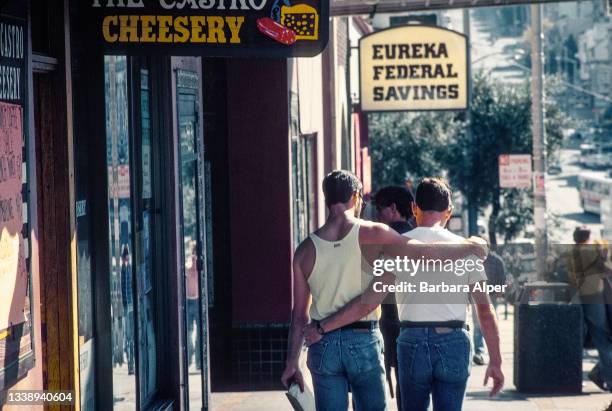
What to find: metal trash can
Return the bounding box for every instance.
[514,282,583,393]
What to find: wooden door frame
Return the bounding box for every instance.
[32,0,80,408]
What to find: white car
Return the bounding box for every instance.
[584,152,609,169]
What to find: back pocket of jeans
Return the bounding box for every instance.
[307,340,329,373]
[349,338,383,373]
[397,340,419,377]
[434,335,470,382]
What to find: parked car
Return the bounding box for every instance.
[548,163,562,175]
[600,144,612,168]
[581,143,611,169]
[580,143,597,167]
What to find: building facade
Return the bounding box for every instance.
[0,1,363,410]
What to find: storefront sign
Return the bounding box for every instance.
[499,154,532,189]
[87,0,329,57]
[0,102,27,330]
[359,25,468,112]
[0,17,26,104]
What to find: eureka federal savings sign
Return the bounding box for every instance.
[359,25,469,112]
[87,0,329,57]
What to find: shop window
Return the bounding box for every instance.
[291,133,318,246]
[104,55,137,408]
[175,65,210,411]
[289,89,317,246]
[103,56,163,410]
[136,67,158,405]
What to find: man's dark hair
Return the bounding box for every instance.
[374,186,414,219]
[573,226,591,244]
[415,177,452,212]
[322,170,362,207]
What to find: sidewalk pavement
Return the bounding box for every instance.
[211,305,612,411]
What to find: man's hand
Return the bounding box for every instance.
[466,236,489,260]
[484,362,504,396]
[281,362,305,392]
[303,322,323,346]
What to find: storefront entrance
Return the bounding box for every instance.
[84,55,211,410]
[173,58,211,410]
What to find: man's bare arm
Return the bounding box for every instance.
[317,272,395,334]
[307,224,488,338]
[471,286,504,396]
[281,243,312,390]
[361,222,488,260]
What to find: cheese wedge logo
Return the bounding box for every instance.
[281,4,319,41]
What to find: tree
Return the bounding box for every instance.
[368,73,567,245]
[445,74,567,244]
[368,111,460,192]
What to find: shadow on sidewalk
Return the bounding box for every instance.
[467,389,529,402]
[467,388,609,401]
[559,211,601,224]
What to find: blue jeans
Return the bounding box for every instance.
[582,303,612,384]
[307,327,387,411]
[397,327,471,411]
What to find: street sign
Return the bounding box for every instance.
[533,172,546,196]
[359,25,468,112]
[602,196,612,239]
[86,0,329,58]
[332,0,580,15]
[499,154,532,189]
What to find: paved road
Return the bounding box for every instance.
[446,9,527,85]
[546,148,603,244]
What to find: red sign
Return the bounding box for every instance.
[0,102,27,329]
[108,164,131,199]
[499,154,532,189]
[534,172,546,196]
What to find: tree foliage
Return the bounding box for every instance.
[368,73,567,244]
[369,111,460,192]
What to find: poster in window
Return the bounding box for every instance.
[0,11,34,395]
[0,102,27,330]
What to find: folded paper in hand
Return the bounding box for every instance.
[286,382,315,411]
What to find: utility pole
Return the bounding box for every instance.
[530,3,548,280]
[463,8,478,236]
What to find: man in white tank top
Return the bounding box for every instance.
[281,171,488,411]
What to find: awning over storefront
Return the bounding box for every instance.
[331,0,577,15]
